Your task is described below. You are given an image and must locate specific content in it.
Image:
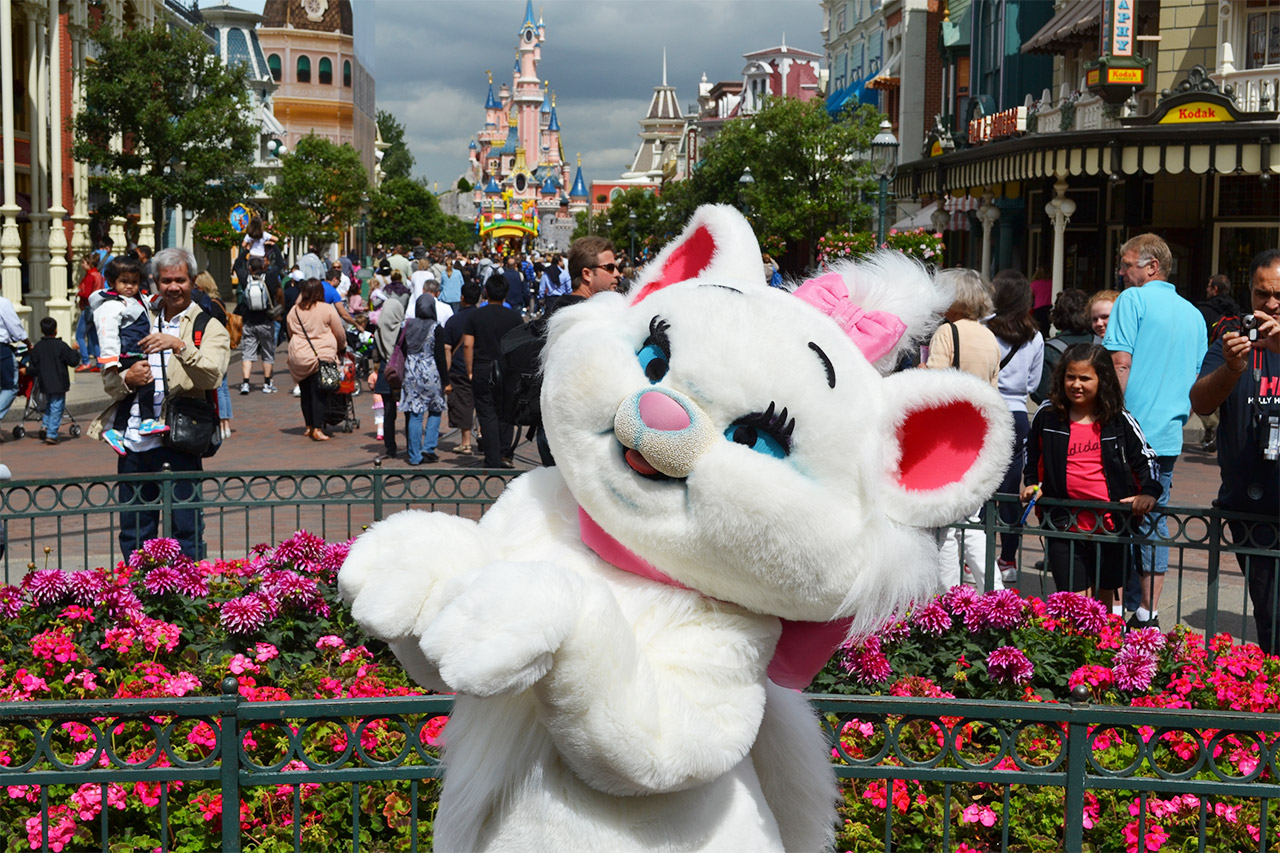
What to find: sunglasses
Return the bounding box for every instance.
[591,263,619,273]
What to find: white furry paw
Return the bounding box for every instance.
[338,511,494,642]
[420,562,584,697]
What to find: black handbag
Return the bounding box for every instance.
[158,313,221,457]
[295,307,342,391]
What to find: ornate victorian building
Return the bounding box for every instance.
[258,0,378,183]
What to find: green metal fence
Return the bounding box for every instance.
[3,687,1279,852]
[3,467,1274,650]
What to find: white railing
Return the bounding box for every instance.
[1218,66,1280,113]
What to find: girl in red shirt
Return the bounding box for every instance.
[1021,344,1161,609]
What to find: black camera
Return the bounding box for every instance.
[1242,314,1259,343]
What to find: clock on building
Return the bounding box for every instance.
[301,0,328,21]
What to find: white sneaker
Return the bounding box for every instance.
[998,559,1018,584]
[292,385,302,397]
[262,382,277,393]
[240,382,250,395]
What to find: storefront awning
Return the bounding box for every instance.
[895,123,1280,198]
[867,53,901,91]
[1021,0,1099,55]
[825,68,881,116]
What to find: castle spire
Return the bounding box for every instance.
[522,0,536,32]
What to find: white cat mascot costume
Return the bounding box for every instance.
[340,205,1012,852]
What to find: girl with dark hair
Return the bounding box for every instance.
[286,279,345,441]
[987,269,1045,583]
[1022,344,1161,605]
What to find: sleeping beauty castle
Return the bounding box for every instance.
[465,1,587,252]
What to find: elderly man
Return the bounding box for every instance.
[1190,248,1280,653]
[98,247,230,560]
[1103,233,1207,628]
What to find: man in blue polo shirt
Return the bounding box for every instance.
[1104,233,1207,629]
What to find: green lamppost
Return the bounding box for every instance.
[870,119,899,244]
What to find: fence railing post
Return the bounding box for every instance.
[160,462,175,542]
[1064,684,1091,852]
[1205,509,1222,662]
[372,457,384,523]
[984,497,998,591]
[220,676,242,853]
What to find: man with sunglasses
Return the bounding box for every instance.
[1103,233,1207,630]
[562,236,621,309]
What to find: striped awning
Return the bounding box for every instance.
[895,125,1279,198]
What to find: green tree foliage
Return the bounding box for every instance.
[72,22,258,235]
[658,98,883,265]
[376,110,415,181]
[367,178,475,249]
[267,134,369,244]
[569,188,663,259]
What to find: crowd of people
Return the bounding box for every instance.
[0,222,1275,651]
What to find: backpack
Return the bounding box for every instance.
[1208,314,1242,346]
[493,318,548,428]
[244,274,272,313]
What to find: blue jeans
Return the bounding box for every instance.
[75,310,99,366]
[1124,456,1175,610]
[0,344,17,421]
[117,446,205,561]
[42,394,65,439]
[405,410,441,463]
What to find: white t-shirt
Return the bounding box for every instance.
[123,306,192,453]
[242,233,275,257]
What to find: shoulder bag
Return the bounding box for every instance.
[295,306,341,392]
[384,326,407,392]
[160,311,220,457]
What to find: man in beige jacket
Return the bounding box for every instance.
[96,247,229,561]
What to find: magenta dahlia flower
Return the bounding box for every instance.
[844,636,893,684]
[964,589,1029,632]
[913,602,952,636]
[23,569,69,605]
[1045,592,1109,634]
[986,645,1035,685]
[219,594,272,634]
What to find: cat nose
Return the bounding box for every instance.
[638,391,691,431]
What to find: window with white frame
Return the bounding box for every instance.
[1244,1,1280,68]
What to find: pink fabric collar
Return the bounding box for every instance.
[578,507,850,689]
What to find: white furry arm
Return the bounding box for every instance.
[338,511,499,690]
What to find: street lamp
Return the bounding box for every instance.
[738,166,755,218]
[870,119,899,244]
[629,211,637,260]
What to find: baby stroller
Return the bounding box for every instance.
[345,327,375,392]
[323,351,361,433]
[12,356,81,440]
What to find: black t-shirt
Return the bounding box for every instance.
[444,305,475,382]
[1200,338,1279,512]
[461,304,523,366]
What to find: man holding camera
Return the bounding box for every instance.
[1190,248,1280,653]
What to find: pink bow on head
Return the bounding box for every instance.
[794,273,906,363]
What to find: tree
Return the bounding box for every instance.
[72,22,258,238]
[267,134,369,245]
[570,187,663,259]
[657,98,883,266]
[367,177,475,249]
[376,110,415,182]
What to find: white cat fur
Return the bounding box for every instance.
[339,204,1012,851]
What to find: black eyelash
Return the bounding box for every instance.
[736,401,796,450]
[645,316,671,354]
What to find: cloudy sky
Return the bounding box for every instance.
[223,0,826,189]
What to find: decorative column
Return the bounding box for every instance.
[44,0,71,336]
[977,188,1001,280]
[68,3,89,259]
[25,4,51,320]
[0,0,27,327]
[1044,178,1077,309]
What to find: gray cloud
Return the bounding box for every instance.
[224,0,824,188]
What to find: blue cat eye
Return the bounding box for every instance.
[637,343,669,383]
[724,424,787,459]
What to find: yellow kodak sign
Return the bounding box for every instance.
[1108,67,1144,85]
[1157,101,1235,124]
